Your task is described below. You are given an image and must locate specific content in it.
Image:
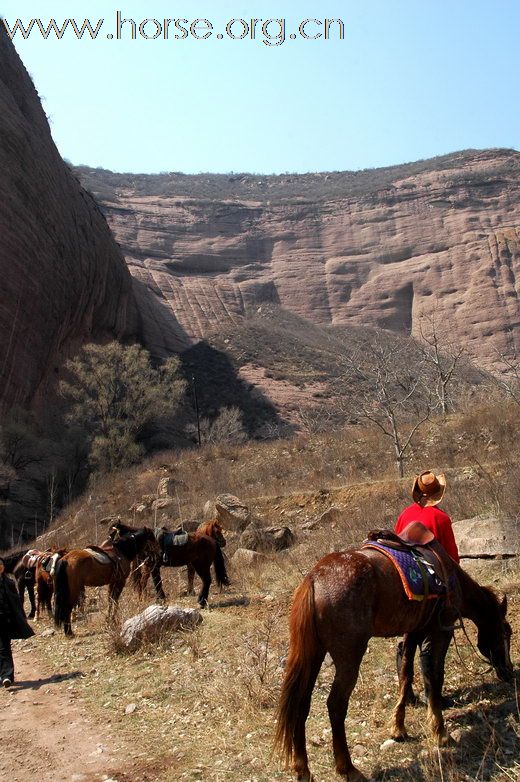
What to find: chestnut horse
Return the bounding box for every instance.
[112,519,229,607]
[274,538,513,782]
[54,526,157,636]
[35,548,68,619]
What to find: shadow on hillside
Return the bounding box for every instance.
[180,341,289,438]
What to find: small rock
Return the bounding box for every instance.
[40,628,55,638]
[231,548,267,567]
[380,739,396,750]
[125,703,137,715]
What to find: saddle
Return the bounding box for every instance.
[160,528,189,565]
[84,541,123,567]
[21,549,44,569]
[362,522,451,601]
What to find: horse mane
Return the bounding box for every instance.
[453,562,504,619]
[112,526,155,559]
[197,519,221,537]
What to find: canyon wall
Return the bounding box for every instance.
[0,28,139,412]
[79,149,519,371]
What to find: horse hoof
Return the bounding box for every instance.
[336,767,367,782]
[391,730,408,742]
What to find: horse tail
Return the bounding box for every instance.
[53,558,69,627]
[213,543,230,588]
[273,575,324,767]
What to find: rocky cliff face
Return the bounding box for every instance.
[78,149,519,371]
[0,29,139,412]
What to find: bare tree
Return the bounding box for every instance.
[341,338,437,478]
[187,406,247,445]
[417,314,465,416]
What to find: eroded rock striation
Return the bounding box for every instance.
[0,29,139,412]
[78,149,520,371]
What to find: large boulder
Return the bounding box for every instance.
[215,494,251,531]
[265,525,296,550]
[120,604,202,651]
[239,522,295,551]
[239,522,270,551]
[453,517,519,558]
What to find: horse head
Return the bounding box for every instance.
[477,593,513,682]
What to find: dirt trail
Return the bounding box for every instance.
[0,640,137,782]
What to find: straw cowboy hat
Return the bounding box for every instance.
[412,470,446,507]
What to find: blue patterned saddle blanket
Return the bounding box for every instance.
[362,541,447,601]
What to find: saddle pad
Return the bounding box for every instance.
[21,549,43,569]
[84,547,113,565]
[164,531,189,547]
[362,542,446,601]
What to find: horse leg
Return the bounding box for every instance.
[107,578,125,624]
[193,562,211,607]
[186,564,196,595]
[292,656,325,782]
[421,631,452,745]
[151,560,166,601]
[391,633,420,740]
[17,574,26,611]
[327,646,369,781]
[26,577,36,619]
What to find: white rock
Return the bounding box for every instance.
[120,604,203,650]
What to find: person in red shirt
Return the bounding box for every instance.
[395,470,459,707]
[395,471,459,563]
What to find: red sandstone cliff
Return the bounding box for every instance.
[0,29,139,412]
[79,150,519,372]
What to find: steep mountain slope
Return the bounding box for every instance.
[78,149,519,371]
[0,29,139,413]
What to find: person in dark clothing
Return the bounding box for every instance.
[395,471,459,707]
[0,557,35,687]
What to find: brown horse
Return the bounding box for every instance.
[274,536,513,782]
[113,519,230,607]
[35,548,68,619]
[3,549,36,618]
[53,526,157,636]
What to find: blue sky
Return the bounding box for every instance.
[2,1,519,173]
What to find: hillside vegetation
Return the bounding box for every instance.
[74,148,519,203]
[30,398,520,782]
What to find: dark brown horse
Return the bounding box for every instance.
[53,526,157,636]
[2,549,36,618]
[112,519,229,607]
[274,537,513,782]
[35,548,68,619]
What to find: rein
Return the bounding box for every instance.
[451,612,493,676]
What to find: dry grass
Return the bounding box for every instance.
[28,402,520,780]
[36,397,520,552]
[33,550,519,782]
